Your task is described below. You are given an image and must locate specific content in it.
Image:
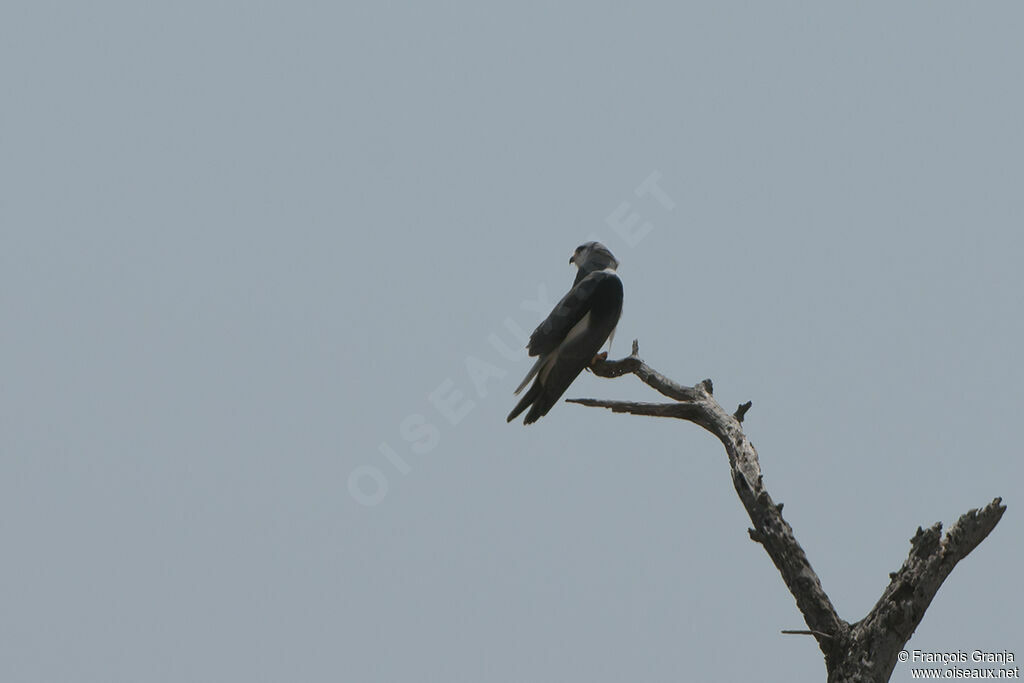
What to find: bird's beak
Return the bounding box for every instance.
[569,252,576,265]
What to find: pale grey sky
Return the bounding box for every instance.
[2,3,1022,682]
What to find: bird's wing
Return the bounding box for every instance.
[526,270,616,357]
[519,273,623,423]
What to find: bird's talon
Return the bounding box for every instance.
[592,351,608,365]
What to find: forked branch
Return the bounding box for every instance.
[568,340,1004,683]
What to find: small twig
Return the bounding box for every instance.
[782,629,833,639]
[734,401,752,422]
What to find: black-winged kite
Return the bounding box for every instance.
[507,242,623,424]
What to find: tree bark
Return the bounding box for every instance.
[568,340,1005,683]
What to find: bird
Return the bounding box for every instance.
[507,241,623,424]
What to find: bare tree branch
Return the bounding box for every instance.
[585,338,705,401]
[569,340,1005,683]
[831,498,1005,682]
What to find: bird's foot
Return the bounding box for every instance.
[591,351,608,366]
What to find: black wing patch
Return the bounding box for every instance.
[527,271,617,356]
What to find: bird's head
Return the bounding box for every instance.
[570,241,619,272]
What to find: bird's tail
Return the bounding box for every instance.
[506,380,541,423]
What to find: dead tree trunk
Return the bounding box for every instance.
[568,340,1004,683]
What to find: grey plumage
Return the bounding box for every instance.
[507,242,623,424]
